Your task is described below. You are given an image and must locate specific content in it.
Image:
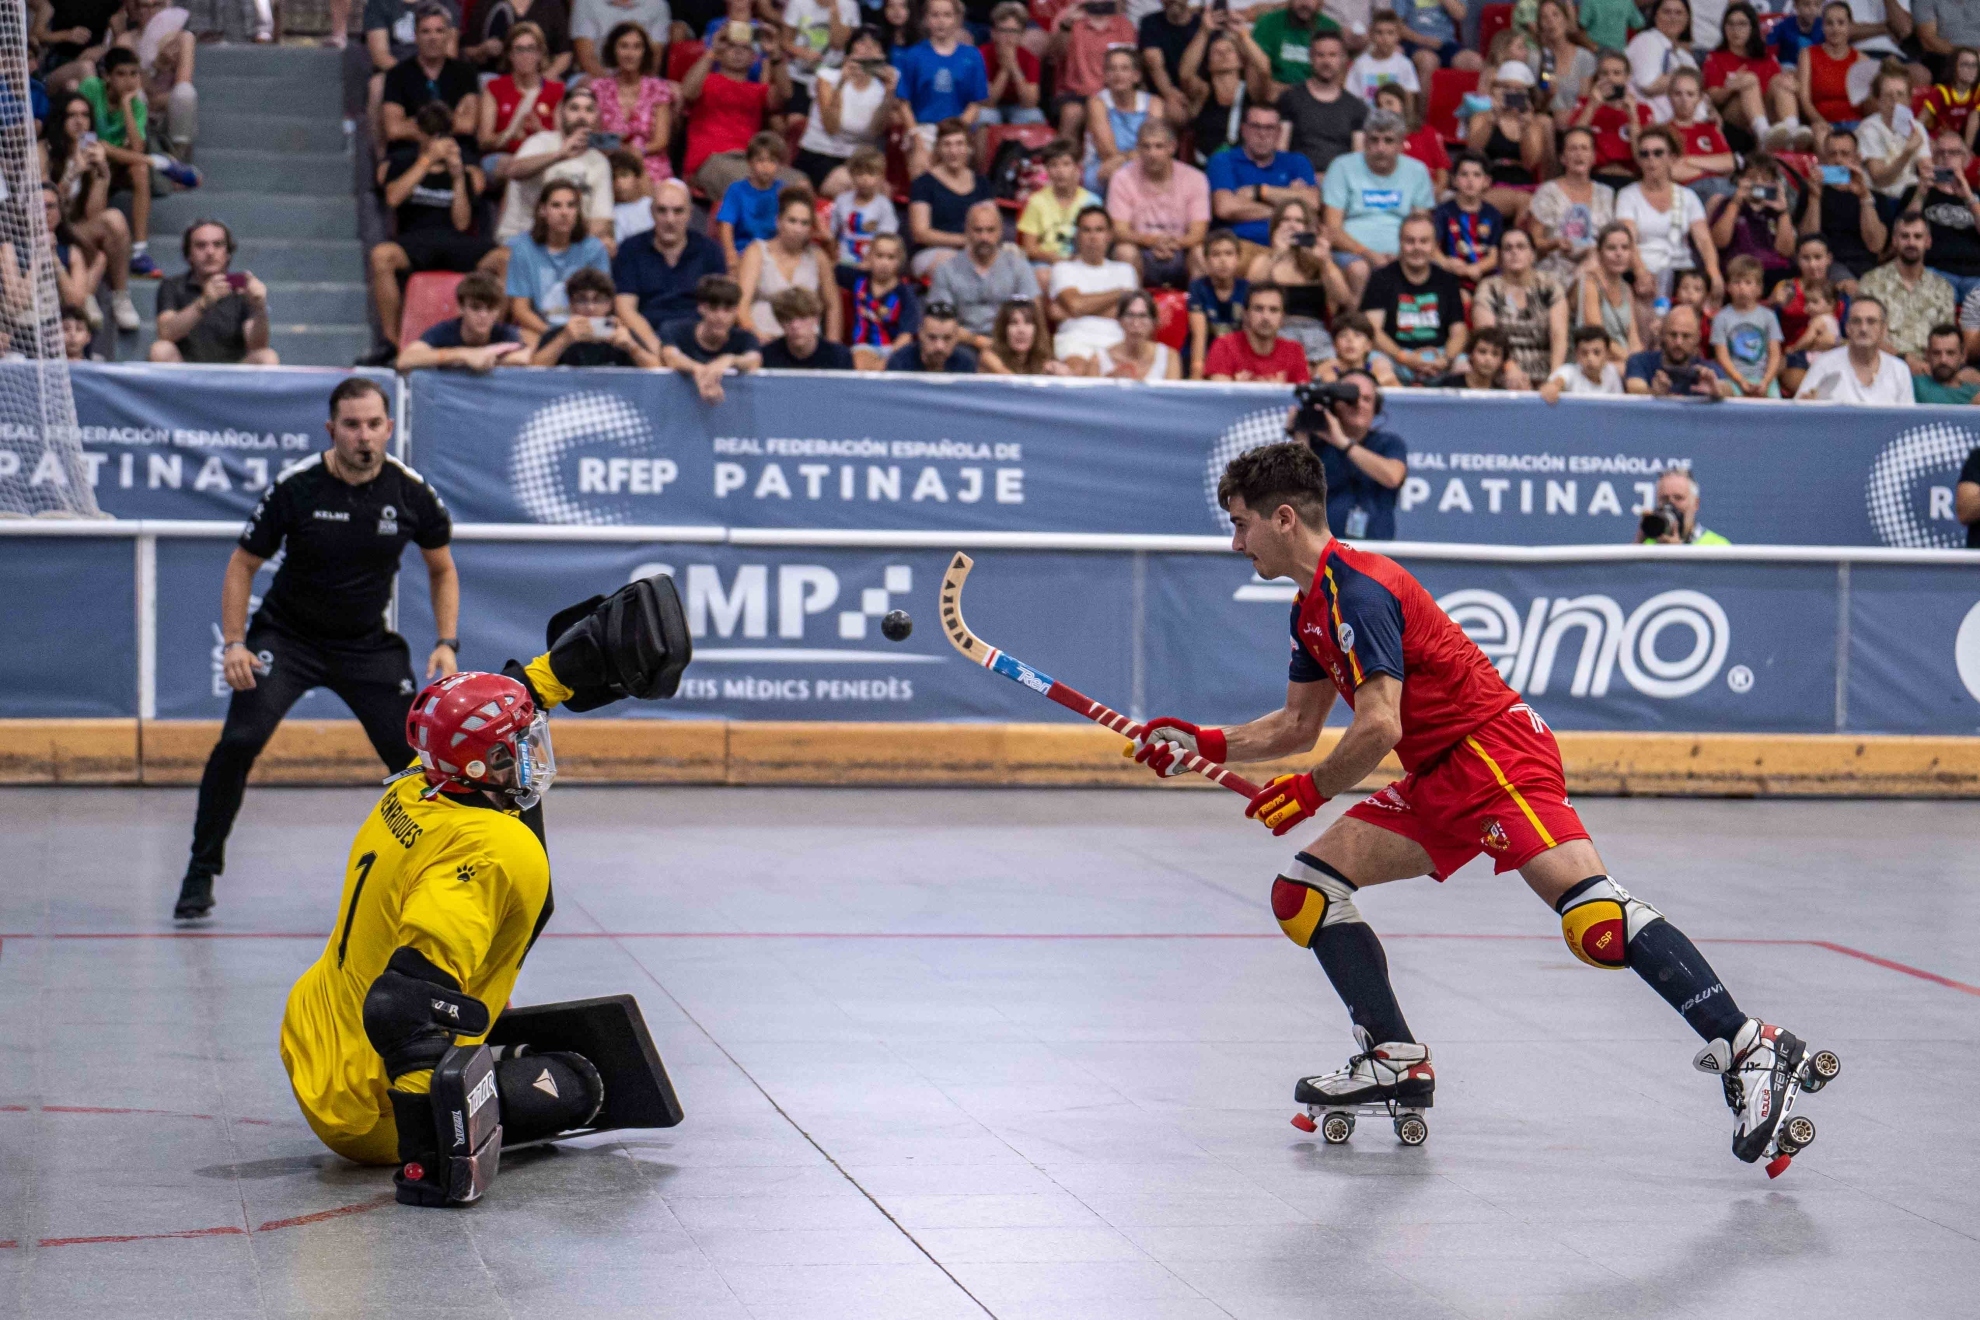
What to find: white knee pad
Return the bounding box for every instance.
[1558,875,1663,969]
[1271,853,1362,948]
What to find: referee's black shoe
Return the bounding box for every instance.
[174,872,215,920]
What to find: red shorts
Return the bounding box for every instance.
[1343,702,1589,881]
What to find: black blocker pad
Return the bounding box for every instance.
[487,994,684,1135]
[546,576,692,711]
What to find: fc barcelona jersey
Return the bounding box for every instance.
[1288,539,1517,771]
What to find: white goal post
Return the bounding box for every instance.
[0,6,96,517]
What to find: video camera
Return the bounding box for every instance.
[1640,502,1685,541]
[1287,381,1361,436]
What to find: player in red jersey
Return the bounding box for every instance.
[1131,440,1837,1169]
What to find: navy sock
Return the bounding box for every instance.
[1311,921,1415,1046]
[1627,918,1747,1042]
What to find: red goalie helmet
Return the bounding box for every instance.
[405,671,556,806]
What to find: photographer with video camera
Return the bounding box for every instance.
[1634,469,1730,546]
[1283,372,1409,540]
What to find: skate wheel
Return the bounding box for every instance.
[1394,1114,1428,1146]
[1321,1113,1354,1145]
[1765,1153,1792,1179]
[1290,1112,1317,1134]
[1783,1115,1815,1151]
[1804,1050,1841,1091]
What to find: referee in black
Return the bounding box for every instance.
[174,378,461,920]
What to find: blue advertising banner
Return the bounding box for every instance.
[17,532,1980,735]
[0,363,396,520]
[0,536,135,718]
[408,372,1980,547]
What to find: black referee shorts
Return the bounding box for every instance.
[186,624,420,878]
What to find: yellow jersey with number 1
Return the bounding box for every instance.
[279,771,552,1156]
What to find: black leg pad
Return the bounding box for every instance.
[488,994,683,1138]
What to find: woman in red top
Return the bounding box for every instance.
[1798,1,1863,148]
[1572,49,1654,190]
[595,21,678,189]
[1703,3,1800,148]
[477,22,567,168]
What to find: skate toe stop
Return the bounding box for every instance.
[1765,1154,1793,1179]
[1290,1113,1317,1133]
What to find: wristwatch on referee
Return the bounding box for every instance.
[436,638,460,652]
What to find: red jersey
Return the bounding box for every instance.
[1205,330,1310,382]
[1922,84,1979,139]
[1576,98,1653,173]
[1676,117,1731,161]
[1701,50,1783,93]
[1289,540,1517,773]
[684,72,769,179]
[1404,126,1452,178]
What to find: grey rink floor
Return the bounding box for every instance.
[2,788,1977,1320]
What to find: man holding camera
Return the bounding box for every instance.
[176,379,460,922]
[1624,305,1736,399]
[151,220,276,366]
[1287,370,1408,539]
[1634,469,1729,546]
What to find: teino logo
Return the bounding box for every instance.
[1439,588,1731,700]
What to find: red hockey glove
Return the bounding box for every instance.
[1128,718,1227,778]
[1246,773,1329,836]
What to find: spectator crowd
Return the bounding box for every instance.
[21,0,1980,408]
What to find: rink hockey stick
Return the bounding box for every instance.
[940,552,1262,799]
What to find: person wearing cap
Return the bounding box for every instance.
[1463,59,1550,225]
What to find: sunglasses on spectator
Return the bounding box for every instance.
[1637,147,1670,159]
[925,300,959,318]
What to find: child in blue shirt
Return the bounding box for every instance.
[714,134,790,269]
[1427,154,1503,287]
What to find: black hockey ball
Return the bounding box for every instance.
[880,609,913,642]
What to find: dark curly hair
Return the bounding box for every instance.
[1217,441,1329,528]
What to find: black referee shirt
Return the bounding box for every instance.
[239,454,452,641]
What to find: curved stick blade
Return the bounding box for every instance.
[941,552,990,665]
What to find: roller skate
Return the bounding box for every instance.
[1694,1018,1842,1179]
[1289,1028,1433,1147]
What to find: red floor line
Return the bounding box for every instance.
[38,1226,246,1247]
[255,1195,396,1232]
[1808,940,1980,997]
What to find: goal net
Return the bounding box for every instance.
[0,6,96,518]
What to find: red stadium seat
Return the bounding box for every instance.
[399,272,464,351]
[666,39,704,84]
[1154,288,1188,351]
[1476,3,1512,54]
[1425,68,1479,145]
[978,121,1059,175]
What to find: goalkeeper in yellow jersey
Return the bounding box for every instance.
[280,578,689,1207]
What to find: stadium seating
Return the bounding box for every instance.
[1476,3,1513,54]
[1426,68,1480,145]
[399,272,466,351]
[1154,288,1188,352]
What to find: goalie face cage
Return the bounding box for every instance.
[0,8,96,518]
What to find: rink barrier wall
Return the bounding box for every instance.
[6,720,1980,797]
[21,362,1980,549]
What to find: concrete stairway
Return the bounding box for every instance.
[121,43,366,365]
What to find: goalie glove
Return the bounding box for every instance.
[543,576,692,711]
[1245,772,1329,837]
[1127,718,1227,778]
